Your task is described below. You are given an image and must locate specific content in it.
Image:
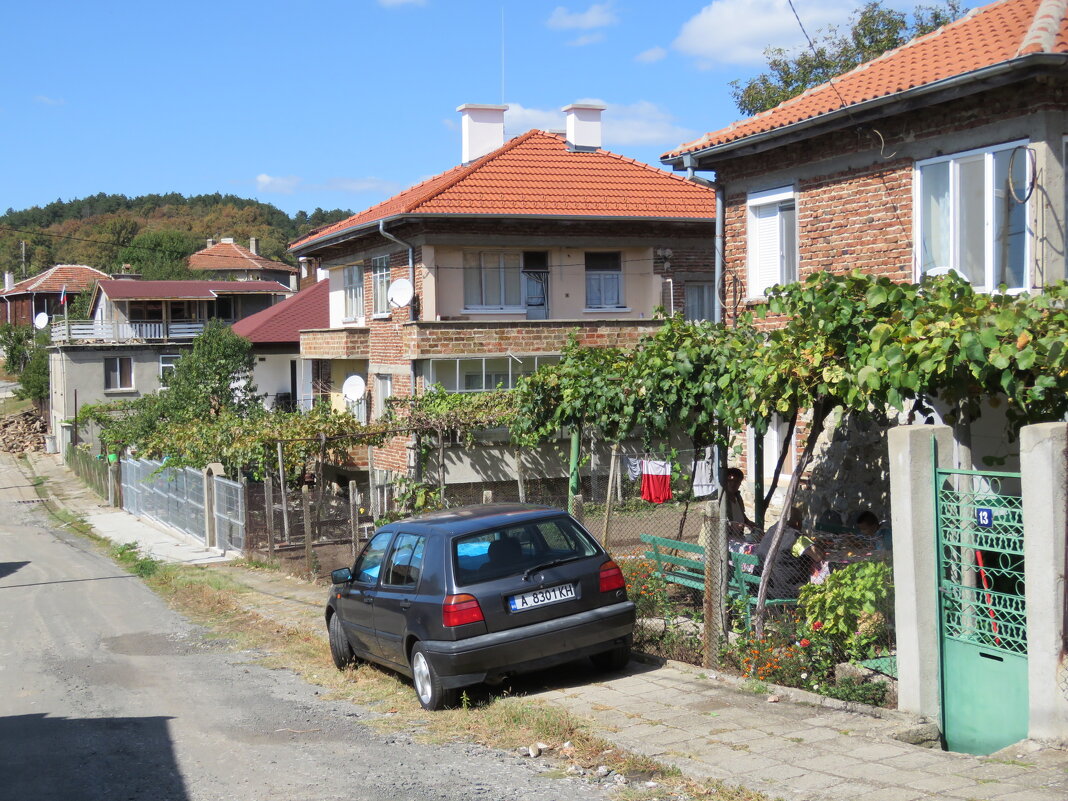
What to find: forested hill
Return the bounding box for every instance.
[0,193,352,279]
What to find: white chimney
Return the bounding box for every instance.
[206,237,215,248]
[3,272,13,292]
[457,104,508,164]
[562,103,606,151]
[249,236,259,255]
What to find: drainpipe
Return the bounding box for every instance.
[377,220,416,321]
[713,181,725,325]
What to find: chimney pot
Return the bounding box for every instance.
[457,103,508,164]
[206,237,215,248]
[562,103,606,151]
[3,272,13,292]
[249,236,259,255]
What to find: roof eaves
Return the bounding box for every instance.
[664,52,1068,168]
[290,212,410,255]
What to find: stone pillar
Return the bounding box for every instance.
[888,424,953,721]
[1021,422,1068,742]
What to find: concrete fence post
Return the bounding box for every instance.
[1020,422,1068,742]
[888,423,952,723]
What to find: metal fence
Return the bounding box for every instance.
[121,458,207,544]
[213,474,245,553]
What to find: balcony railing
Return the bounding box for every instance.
[52,320,209,344]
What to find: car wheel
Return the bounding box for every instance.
[410,642,457,711]
[590,643,630,672]
[328,612,357,669]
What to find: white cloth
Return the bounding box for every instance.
[624,457,641,481]
[692,458,714,497]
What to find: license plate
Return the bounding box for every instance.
[508,583,576,611]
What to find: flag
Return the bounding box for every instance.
[59,285,67,306]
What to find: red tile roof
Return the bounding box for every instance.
[291,130,715,251]
[188,241,296,273]
[231,278,329,344]
[0,264,107,297]
[665,0,1068,159]
[97,280,292,301]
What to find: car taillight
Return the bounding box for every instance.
[599,560,625,592]
[443,594,485,627]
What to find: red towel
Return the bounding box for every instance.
[640,460,672,503]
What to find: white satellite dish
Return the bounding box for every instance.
[341,374,366,402]
[387,277,414,308]
[33,312,49,330]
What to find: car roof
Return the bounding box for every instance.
[381,504,568,537]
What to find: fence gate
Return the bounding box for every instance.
[934,443,1027,754]
[213,475,245,553]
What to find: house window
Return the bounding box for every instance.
[584,252,623,309]
[747,187,797,297]
[373,374,393,419]
[463,251,522,309]
[104,357,134,391]
[917,141,1029,292]
[212,297,235,320]
[685,282,715,321]
[128,300,164,321]
[371,256,390,316]
[159,354,180,387]
[748,414,794,481]
[428,356,556,393]
[343,263,364,321]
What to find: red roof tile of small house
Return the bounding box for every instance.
[97,279,292,301]
[0,265,108,296]
[230,279,329,344]
[290,130,715,251]
[188,241,296,273]
[664,0,1068,159]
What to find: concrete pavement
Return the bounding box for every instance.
[10,450,1068,801]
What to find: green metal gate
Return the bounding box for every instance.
[934,442,1027,754]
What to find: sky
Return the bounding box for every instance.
[1,0,986,219]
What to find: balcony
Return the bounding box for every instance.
[51,320,211,344]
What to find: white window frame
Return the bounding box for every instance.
[104,356,134,391]
[463,251,524,311]
[584,251,625,310]
[915,139,1031,293]
[373,373,393,419]
[427,356,557,393]
[342,263,364,322]
[684,281,715,321]
[159,354,180,387]
[746,186,797,298]
[371,256,390,317]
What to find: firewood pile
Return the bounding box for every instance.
[0,409,47,453]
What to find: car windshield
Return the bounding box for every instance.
[453,516,600,585]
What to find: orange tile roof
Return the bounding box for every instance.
[665,0,1068,159]
[231,278,329,344]
[189,241,296,273]
[291,130,715,251]
[0,264,108,296]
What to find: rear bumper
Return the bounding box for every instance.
[421,600,636,688]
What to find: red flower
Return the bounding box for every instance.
[812,621,823,631]
[800,638,811,648]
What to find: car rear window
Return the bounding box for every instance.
[454,516,600,585]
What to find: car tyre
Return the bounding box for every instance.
[328,612,358,670]
[590,643,630,672]
[411,642,457,711]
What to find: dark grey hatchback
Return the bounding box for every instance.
[325,504,635,710]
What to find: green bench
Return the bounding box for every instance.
[639,533,706,593]
[729,550,798,626]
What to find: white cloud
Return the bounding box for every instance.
[674,0,852,67]
[34,95,65,106]
[505,100,694,147]
[256,174,301,194]
[547,3,618,30]
[635,46,667,64]
[568,32,605,46]
[377,0,425,7]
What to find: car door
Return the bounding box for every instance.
[336,530,393,659]
[373,533,428,668]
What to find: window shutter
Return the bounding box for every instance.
[750,204,781,296]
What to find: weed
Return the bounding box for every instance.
[740,678,769,695]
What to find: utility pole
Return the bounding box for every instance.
[20,240,27,278]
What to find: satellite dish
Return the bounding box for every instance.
[33,312,49,330]
[341,374,366,402]
[387,278,414,308]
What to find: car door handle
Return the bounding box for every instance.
[400,600,412,610]
[363,595,374,604]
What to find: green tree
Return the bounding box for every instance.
[0,323,34,374]
[162,319,260,421]
[730,1,963,116]
[117,229,201,279]
[15,330,51,403]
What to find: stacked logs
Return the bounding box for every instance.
[0,408,46,453]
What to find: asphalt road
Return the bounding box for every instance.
[0,475,611,801]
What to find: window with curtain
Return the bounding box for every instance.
[343,263,364,320]
[104,357,134,391]
[685,281,715,321]
[463,251,522,309]
[917,141,1029,291]
[584,251,623,309]
[371,256,390,315]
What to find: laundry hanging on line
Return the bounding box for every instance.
[640,459,672,504]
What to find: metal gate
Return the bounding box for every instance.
[934,442,1027,754]
[213,474,245,553]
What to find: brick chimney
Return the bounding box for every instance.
[457,104,508,164]
[249,236,259,255]
[562,103,606,151]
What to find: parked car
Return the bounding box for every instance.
[325,504,635,710]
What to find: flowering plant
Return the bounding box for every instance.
[618,557,670,618]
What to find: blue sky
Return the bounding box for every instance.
[1,0,983,218]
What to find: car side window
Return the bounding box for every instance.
[382,533,427,588]
[353,531,393,585]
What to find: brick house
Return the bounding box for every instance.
[1,265,108,326]
[660,0,1068,515]
[188,237,297,285]
[289,103,715,501]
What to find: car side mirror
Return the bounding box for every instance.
[331,567,353,585]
